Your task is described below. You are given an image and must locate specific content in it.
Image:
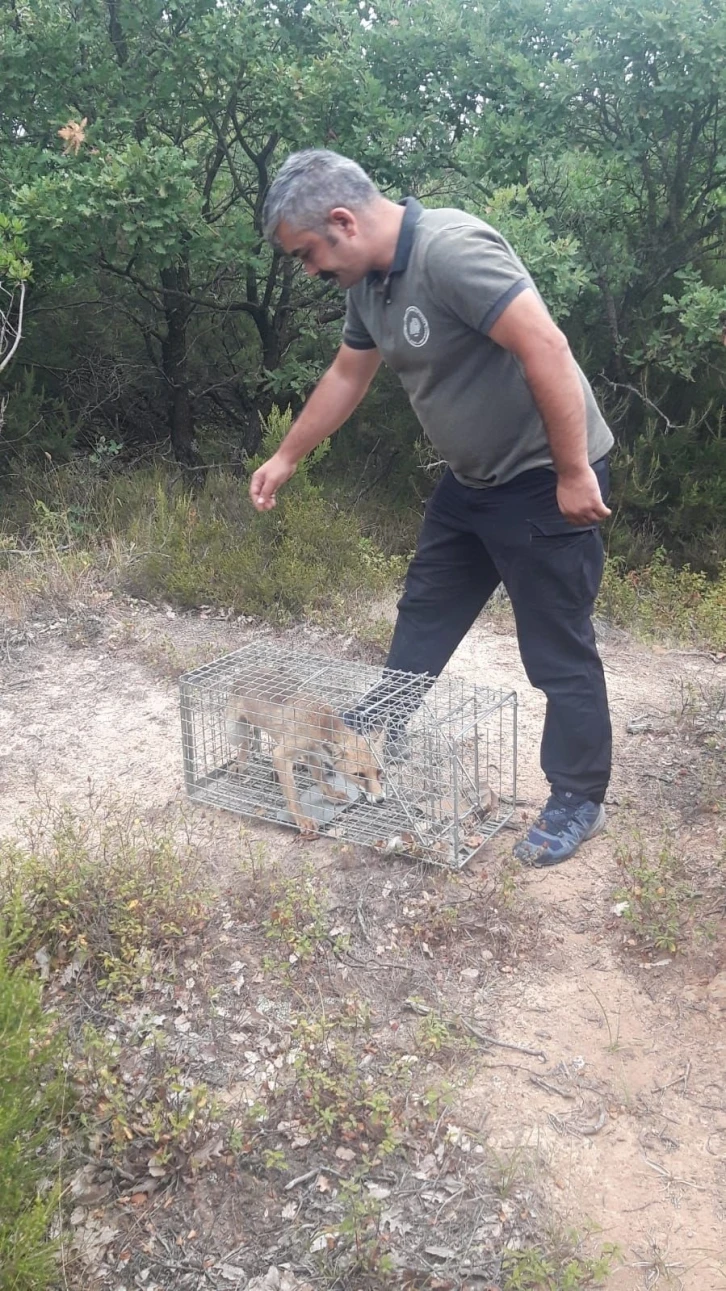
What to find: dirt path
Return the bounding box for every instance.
[1,603,725,1288]
[452,624,726,1290]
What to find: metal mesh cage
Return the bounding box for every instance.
[180,641,517,869]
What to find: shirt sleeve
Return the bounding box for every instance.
[424,223,532,335]
[343,290,377,351]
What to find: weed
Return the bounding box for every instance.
[491,1144,538,1200]
[502,1240,617,1289]
[0,800,212,995]
[261,1147,288,1172]
[0,938,64,1291]
[71,1025,219,1176]
[132,630,217,681]
[288,1011,401,1155]
[0,408,404,629]
[598,548,726,650]
[415,1008,472,1059]
[497,856,522,908]
[331,1175,396,1280]
[263,865,333,966]
[420,1081,456,1121]
[352,614,394,658]
[613,832,703,954]
[401,900,460,948]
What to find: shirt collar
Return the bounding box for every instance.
[367,196,423,286]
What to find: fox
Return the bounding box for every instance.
[225,678,386,836]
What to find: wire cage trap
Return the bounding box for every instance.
[180,641,517,869]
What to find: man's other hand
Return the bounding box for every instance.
[557,465,612,526]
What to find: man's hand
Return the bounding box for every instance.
[249,452,297,511]
[557,465,612,526]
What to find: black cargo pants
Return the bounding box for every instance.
[362,458,612,804]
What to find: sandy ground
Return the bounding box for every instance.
[1,600,725,1288]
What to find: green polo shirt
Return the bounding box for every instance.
[343,199,613,488]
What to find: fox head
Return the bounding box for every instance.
[331,730,386,805]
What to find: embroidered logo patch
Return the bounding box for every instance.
[403,305,430,348]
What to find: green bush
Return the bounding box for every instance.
[0,407,405,626]
[4,406,726,648]
[0,802,212,995]
[124,408,403,622]
[608,413,726,573]
[0,939,62,1291]
[613,834,706,955]
[597,548,726,649]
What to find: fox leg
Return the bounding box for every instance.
[273,742,318,835]
[227,714,253,772]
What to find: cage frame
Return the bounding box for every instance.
[179,642,517,869]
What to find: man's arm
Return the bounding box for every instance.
[487,288,611,525]
[249,343,381,511]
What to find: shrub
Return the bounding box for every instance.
[0,406,404,627]
[0,801,212,995]
[598,548,726,650]
[0,938,63,1291]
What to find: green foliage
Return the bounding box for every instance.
[502,1240,616,1289]
[0,940,62,1291]
[415,1008,469,1058]
[483,186,594,322]
[597,548,726,648]
[637,270,726,381]
[72,1025,217,1172]
[613,834,703,954]
[0,405,404,625]
[290,1011,402,1154]
[124,410,404,623]
[0,801,212,996]
[323,1176,396,1280]
[0,213,31,285]
[608,415,726,572]
[0,368,80,466]
[264,864,333,967]
[1,0,726,559]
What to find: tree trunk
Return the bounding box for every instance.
[160,261,199,469]
[597,274,627,383]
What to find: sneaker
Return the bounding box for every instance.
[513,794,606,867]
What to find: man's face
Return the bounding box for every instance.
[276,211,369,290]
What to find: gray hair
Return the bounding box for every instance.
[262,149,379,244]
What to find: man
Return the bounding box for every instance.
[250,149,614,867]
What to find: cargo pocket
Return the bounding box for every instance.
[528,518,603,609]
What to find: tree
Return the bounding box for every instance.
[0,215,31,440]
[2,0,489,465]
[3,0,365,463]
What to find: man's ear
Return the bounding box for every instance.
[328,206,358,238]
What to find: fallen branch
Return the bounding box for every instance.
[653,1060,691,1095]
[403,997,547,1062]
[284,1168,319,1191]
[530,1075,576,1100]
[458,1017,547,1062]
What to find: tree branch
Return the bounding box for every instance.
[0,280,26,374]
